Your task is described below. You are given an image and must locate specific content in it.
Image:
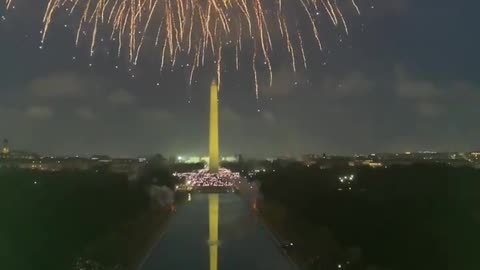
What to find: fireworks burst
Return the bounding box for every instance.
[5,0,362,98]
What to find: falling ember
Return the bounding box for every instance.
[5,0,13,9]
[5,0,363,98]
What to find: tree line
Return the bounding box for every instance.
[256,163,480,270]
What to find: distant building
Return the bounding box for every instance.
[314,155,352,169]
[108,158,142,174]
[362,160,384,168]
[468,152,480,161]
[1,139,10,157]
[301,154,320,166]
[368,151,472,167]
[0,155,145,173]
[175,156,201,164]
[90,155,111,161]
[7,150,39,159]
[176,155,237,164]
[221,156,239,163]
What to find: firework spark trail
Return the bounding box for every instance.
[217,43,222,90]
[235,41,239,70]
[5,0,13,9]
[351,0,361,15]
[5,0,363,99]
[252,45,258,100]
[298,31,307,70]
[134,0,158,65]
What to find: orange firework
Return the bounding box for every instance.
[5,0,361,97]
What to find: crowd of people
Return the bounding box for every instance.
[174,168,240,187]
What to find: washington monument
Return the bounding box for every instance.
[209,79,220,173]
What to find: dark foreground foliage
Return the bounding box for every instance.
[257,164,480,270]
[0,169,149,270]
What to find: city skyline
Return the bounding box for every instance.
[1,136,479,161]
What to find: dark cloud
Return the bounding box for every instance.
[415,102,443,118]
[25,105,53,119]
[107,89,136,106]
[376,0,409,15]
[261,110,276,123]
[221,107,243,123]
[395,69,440,99]
[29,72,86,98]
[74,107,95,120]
[264,67,307,97]
[138,108,173,123]
[319,72,374,100]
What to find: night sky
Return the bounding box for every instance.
[0,0,478,157]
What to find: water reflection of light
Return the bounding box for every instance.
[209,194,219,270]
[188,193,192,201]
